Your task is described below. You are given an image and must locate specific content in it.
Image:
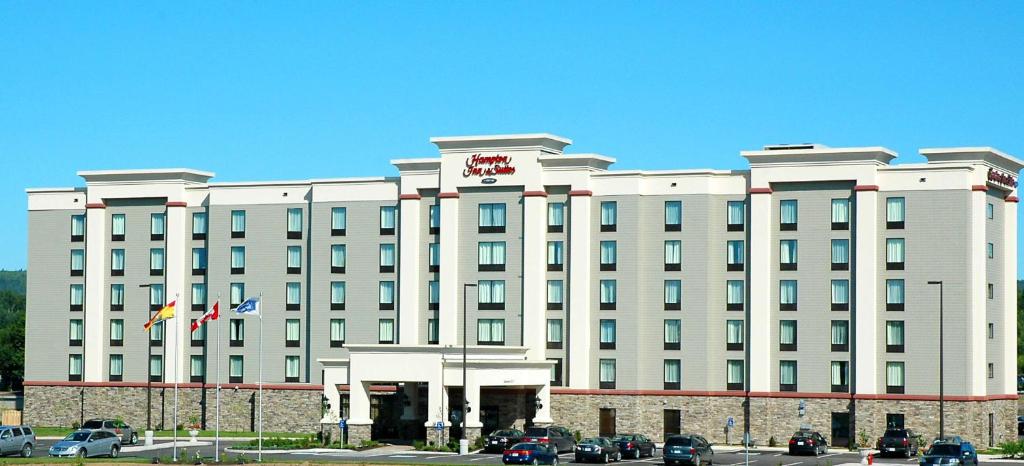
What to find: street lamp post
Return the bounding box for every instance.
[139,283,155,431]
[462,283,477,454]
[927,280,944,439]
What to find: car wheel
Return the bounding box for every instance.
[693,454,701,466]
[77,449,87,458]
[616,452,622,462]
[110,445,120,458]
[21,444,32,458]
[904,448,912,459]
[553,457,560,466]
[634,449,641,459]
[130,432,138,445]
[532,459,539,466]
[603,453,609,463]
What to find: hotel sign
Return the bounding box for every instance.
[988,168,1018,189]
[464,154,516,179]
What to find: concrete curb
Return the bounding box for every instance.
[123,441,212,452]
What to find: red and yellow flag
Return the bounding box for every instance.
[143,300,176,331]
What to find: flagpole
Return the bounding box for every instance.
[258,292,264,463]
[173,293,179,462]
[215,294,221,464]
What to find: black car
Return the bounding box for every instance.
[523,426,576,453]
[787,431,828,456]
[575,437,621,463]
[612,433,655,459]
[877,429,921,458]
[663,435,714,466]
[919,441,978,466]
[485,429,525,453]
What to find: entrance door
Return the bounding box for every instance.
[664,410,681,439]
[482,405,500,436]
[830,412,850,447]
[600,408,616,438]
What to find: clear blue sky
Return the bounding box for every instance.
[1,1,1022,271]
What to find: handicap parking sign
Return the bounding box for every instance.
[726,416,735,428]
[435,421,444,431]
[339,418,347,429]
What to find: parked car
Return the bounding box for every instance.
[575,437,621,463]
[502,442,560,465]
[788,431,828,456]
[877,428,922,458]
[663,434,714,466]
[612,433,656,459]
[486,429,526,453]
[919,441,978,466]
[81,418,138,445]
[48,430,122,458]
[0,425,35,457]
[523,426,576,453]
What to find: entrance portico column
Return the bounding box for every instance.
[464,370,482,443]
[347,380,373,444]
[532,384,553,426]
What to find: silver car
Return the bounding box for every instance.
[48,430,122,458]
[82,418,139,444]
[0,425,35,457]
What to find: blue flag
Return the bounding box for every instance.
[234,297,260,316]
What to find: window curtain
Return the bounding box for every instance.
[428,281,439,303]
[287,246,301,268]
[192,213,207,234]
[727,241,743,264]
[886,362,905,386]
[192,323,205,341]
[831,239,849,264]
[112,214,126,235]
[599,360,616,382]
[831,321,848,345]
[192,248,206,269]
[150,322,163,341]
[69,320,84,339]
[379,282,394,304]
[548,203,564,226]
[665,201,682,225]
[886,321,904,345]
[479,204,505,227]
[665,241,681,264]
[428,320,438,342]
[111,284,124,305]
[378,320,394,342]
[780,200,798,224]
[150,285,164,305]
[600,280,616,303]
[887,197,905,222]
[110,320,124,341]
[286,283,300,305]
[831,362,846,385]
[332,282,346,304]
[191,284,206,305]
[664,280,681,304]
[727,280,744,304]
[886,280,904,304]
[831,280,849,304]
[330,320,345,342]
[664,320,681,344]
[230,284,243,305]
[380,244,395,266]
[886,238,905,263]
[780,321,797,344]
[151,213,165,235]
[600,320,616,343]
[229,357,242,377]
[479,281,504,303]
[547,320,562,343]
[71,250,84,270]
[600,241,616,264]
[331,245,346,268]
[477,320,491,342]
[231,210,245,232]
[429,243,440,266]
[380,207,396,229]
[664,360,681,383]
[152,356,165,377]
[286,320,300,341]
[429,205,440,228]
[286,356,299,378]
[72,215,86,236]
[111,355,124,376]
[111,250,125,270]
[547,280,562,304]
[69,355,83,375]
[780,281,797,304]
[286,208,302,232]
[548,241,563,265]
[150,249,164,270]
[727,361,743,384]
[727,201,744,225]
[231,247,245,268]
[230,321,243,340]
[332,207,347,230]
[601,202,616,225]
[190,356,203,377]
[727,320,743,343]
[479,242,506,265]
[780,362,796,385]
[831,199,850,223]
[780,240,797,264]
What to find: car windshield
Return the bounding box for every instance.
[884,430,908,438]
[511,443,539,451]
[665,437,692,446]
[524,428,549,437]
[64,432,91,442]
[492,430,518,437]
[792,432,815,439]
[81,421,103,429]
[928,445,961,456]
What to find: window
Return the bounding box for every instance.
[779,320,797,351]
[664,359,681,389]
[988,363,995,379]
[428,243,440,272]
[428,280,439,310]
[427,318,439,345]
[109,354,124,382]
[287,246,302,274]
[149,284,164,312]
[378,319,395,344]
[428,204,440,234]
[831,280,850,311]
[547,319,563,349]
[831,361,849,392]
[286,282,301,310]
[727,201,745,231]
[150,355,164,382]
[110,284,124,312]
[886,238,905,270]
[229,355,243,383]
[478,241,506,271]
[599,359,616,389]
[331,244,346,273]
[192,248,207,275]
[547,280,563,310]
[599,319,616,349]
[726,240,744,271]
[478,280,505,310]
[230,246,245,274]
[988,322,995,339]
[779,361,797,392]
[378,281,395,310]
[600,201,617,231]
[886,197,905,229]
[229,319,244,346]
[987,242,994,259]
[886,279,905,311]
[331,282,346,310]
[599,408,616,437]
[780,200,798,230]
[151,213,165,240]
[230,210,246,238]
[70,249,84,276]
[779,280,798,311]
[286,208,303,239]
[600,241,617,271]
[886,361,905,393]
[779,240,797,270]
[191,320,205,347]
[285,356,300,382]
[110,249,125,276]
[987,202,995,220]
[149,321,164,348]
[230,283,244,307]
[332,207,347,236]
[330,319,346,347]
[726,280,744,311]
[111,213,126,241]
[110,319,124,346]
[550,358,563,386]
[380,206,397,235]
[285,319,300,347]
[548,203,565,233]
[664,409,682,438]
[191,284,206,311]
[726,360,744,390]
[831,198,850,230]
[478,203,506,233]
[665,201,682,231]
[726,320,743,351]
[150,248,165,276]
[192,212,207,240]
[664,319,681,350]
[69,319,83,346]
[68,354,83,381]
[886,413,905,430]
[664,240,681,271]
[379,244,396,273]
[886,321,905,353]
[477,319,505,345]
[71,214,85,241]
[190,355,204,383]
[547,241,564,271]
[599,280,617,310]
[664,280,681,310]
[988,283,994,299]
[69,284,84,312]
[831,320,849,351]
[831,239,850,270]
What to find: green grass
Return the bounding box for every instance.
[31,426,311,438]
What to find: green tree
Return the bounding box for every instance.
[0,290,25,390]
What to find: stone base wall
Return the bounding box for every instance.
[24,385,321,433]
[347,424,372,445]
[482,390,532,431]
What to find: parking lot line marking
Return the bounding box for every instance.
[773,453,783,456]
[470,457,491,461]
[819,453,840,458]
[783,462,803,466]
[389,455,416,458]
[427,455,452,459]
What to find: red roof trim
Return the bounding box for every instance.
[23,380,323,391]
[972,185,990,192]
[748,187,773,194]
[85,202,106,209]
[853,185,880,192]
[165,201,188,207]
[568,190,593,197]
[1006,196,1019,203]
[522,191,548,198]
[336,384,399,392]
[550,387,1018,402]
[399,194,422,200]
[438,192,460,199]
[551,388,746,397]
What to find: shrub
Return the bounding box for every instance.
[1000,440,1021,458]
[473,436,486,450]
[768,436,777,447]
[575,430,582,442]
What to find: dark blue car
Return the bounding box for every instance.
[502,442,560,465]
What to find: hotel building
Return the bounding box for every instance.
[24,134,1020,446]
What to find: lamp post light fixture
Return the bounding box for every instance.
[462,283,477,452]
[927,280,945,439]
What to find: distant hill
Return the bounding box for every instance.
[0,271,25,295]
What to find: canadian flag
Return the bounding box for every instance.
[191,301,219,332]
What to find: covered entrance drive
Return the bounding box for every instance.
[320,345,553,445]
